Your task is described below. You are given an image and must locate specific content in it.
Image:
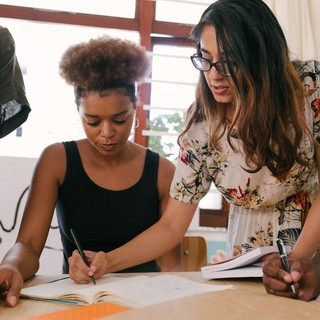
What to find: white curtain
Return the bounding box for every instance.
[264,0,320,60]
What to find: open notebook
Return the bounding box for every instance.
[21,274,233,308]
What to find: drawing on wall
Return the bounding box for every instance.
[0,186,62,252]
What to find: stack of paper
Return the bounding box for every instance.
[201,245,285,279]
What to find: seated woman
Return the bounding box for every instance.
[0,35,181,307]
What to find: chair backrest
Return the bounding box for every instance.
[182,236,207,271]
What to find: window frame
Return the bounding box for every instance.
[0,0,227,228]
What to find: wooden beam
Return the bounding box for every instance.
[134,0,155,146]
[153,21,192,39]
[0,4,193,38]
[0,4,138,30]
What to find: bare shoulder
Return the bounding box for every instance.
[39,142,65,159]
[158,154,176,182]
[39,143,66,162]
[159,155,175,172]
[34,142,66,184]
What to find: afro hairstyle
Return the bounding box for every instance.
[59,35,150,91]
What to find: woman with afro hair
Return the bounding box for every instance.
[0,35,181,307]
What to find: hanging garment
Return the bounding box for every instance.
[0,26,31,138]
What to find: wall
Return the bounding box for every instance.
[0,156,63,274]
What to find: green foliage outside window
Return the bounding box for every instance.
[148,112,185,159]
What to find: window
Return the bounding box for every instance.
[146,44,198,160]
[0,1,226,228]
[0,17,139,157]
[156,0,214,24]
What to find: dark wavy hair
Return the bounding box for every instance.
[181,0,312,180]
[59,35,150,107]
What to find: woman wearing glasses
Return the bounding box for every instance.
[32,0,320,296]
[176,0,320,299]
[171,0,320,260]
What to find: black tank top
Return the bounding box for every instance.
[56,141,161,273]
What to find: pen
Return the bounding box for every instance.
[70,228,96,285]
[276,238,295,294]
[47,276,70,284]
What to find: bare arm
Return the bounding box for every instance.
[0,143,65,305]
[290,145,320,259]
[84,198,197,277]
[100,154,198,274]
[156,157,182,271]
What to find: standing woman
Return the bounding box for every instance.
[173,0,320,259]
[0,35,181,307]
[54,0,320,285]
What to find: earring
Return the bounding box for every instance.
[134,117,140,129]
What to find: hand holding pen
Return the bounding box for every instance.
[276,238,295,294]
[70,228,96,285]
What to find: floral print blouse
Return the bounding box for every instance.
[170,60,320,257]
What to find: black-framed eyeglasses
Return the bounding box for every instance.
[190,55,238,76]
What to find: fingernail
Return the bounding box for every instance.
[91,265,97,272]
[9,296,17,306]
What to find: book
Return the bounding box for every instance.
[203,266,263,279]
[20,274,233,308]
[201,245,289,279]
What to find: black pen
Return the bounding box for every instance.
[276,238,295,294]
[70,228,96,285]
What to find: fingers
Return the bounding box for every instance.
[263,272,295,294]
[265,285,297,298]
[68,250,108,284]
[289,260,306,282]
[6,289,19,307]
[68,250,94,284]
[262,253,298,298]
[83,251,96,264]
[263,268,297,298]
[90,251,107,280]
[0,271,23,307]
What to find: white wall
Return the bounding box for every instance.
[0,156,63,274]
[264,0,320,60]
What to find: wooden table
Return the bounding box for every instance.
[1,272,319,319]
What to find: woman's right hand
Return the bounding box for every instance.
[262,252,320,301]
[68,250,107,284]
[0,266,24,307]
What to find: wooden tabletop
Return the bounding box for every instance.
[1,272,319,320]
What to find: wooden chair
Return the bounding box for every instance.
[182,236,208,271]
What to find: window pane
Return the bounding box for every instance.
[146,45,199,160]
[156,0,214,24]
[0,0,136,18]
[0,18,139,157]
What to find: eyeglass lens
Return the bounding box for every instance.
[191,56,236,76]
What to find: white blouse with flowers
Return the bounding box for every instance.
[170,60,320,258]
